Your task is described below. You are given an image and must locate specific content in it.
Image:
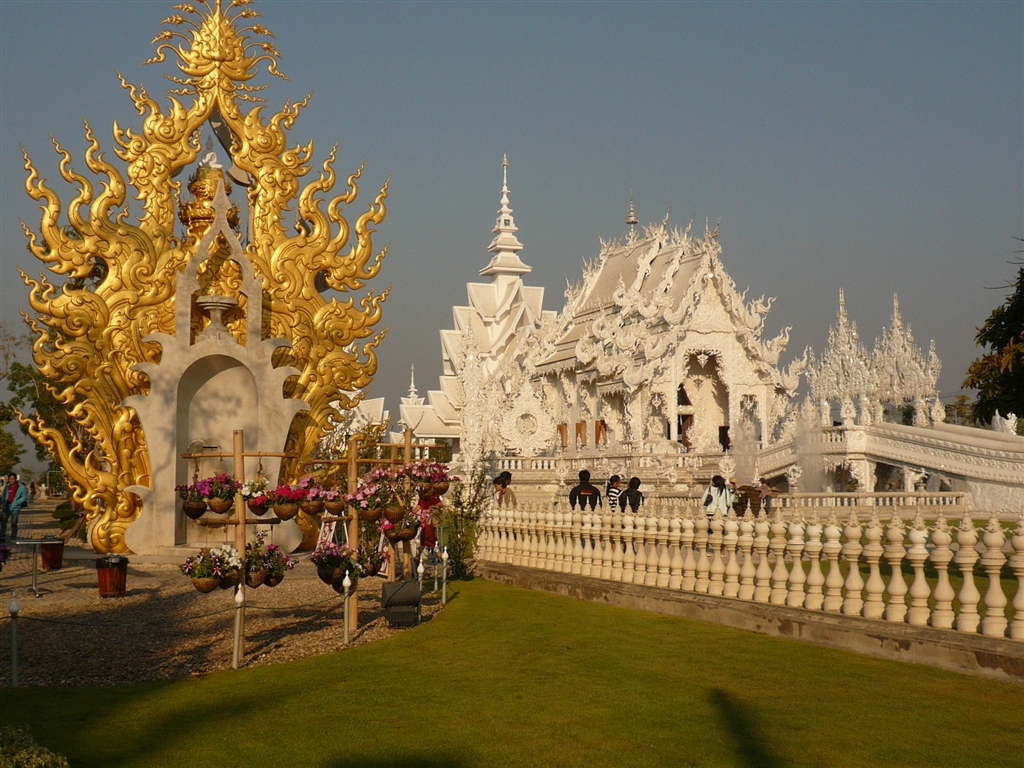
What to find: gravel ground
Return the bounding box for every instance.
[0,501,446,687]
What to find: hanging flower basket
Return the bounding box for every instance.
[247,499,271,516]
[324,499,346,516]
[383,506,407,524]
[182,501,208,520]
[299,500,325,516]
[265,573,284,587]
[246,567,267,588]
[192,577,219,593]
[247,533,295,588]
[359,507,383,523]
[432,481,450,496]
[219,573,239,590]
[207,497,235,515]
[317,565,339,585]
[274,502,299,520]
[385,527,418,543]
[331,573,358,594]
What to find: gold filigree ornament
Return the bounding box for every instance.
[18,0,390,553]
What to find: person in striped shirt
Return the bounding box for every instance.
[606,475,622,511]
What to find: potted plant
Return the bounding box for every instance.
[240,477,273,516]
[175,481,209,519]
[405,459,453,496]
[198,473,242,514]
[245,532,269,588]
[322,487,346,516]
[309,541,360,592]
[261,541,296,587]
[180,545,242,593]
[271,484,305,520]
[346,465,415,524]
[297,475,326,516]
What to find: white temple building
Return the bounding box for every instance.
[400,159,1024,513]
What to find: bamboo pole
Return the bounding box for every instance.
[347,436,360,634]
[233,429,247,664]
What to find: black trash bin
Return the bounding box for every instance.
[381,580,421,627]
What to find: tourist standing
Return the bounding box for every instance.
[757,477,773,516]
[606,475,622,511]
[620,476,644,513]
[702,475,731,518]
[1,473,27,541]
[494,474,517,508]
[569,469,602,510]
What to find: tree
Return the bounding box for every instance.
[944,394,976,426]
[0,427,24,475]
[964,249,1024,424]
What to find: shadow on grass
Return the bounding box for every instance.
[709,688,786,768]
[320,756,472,768]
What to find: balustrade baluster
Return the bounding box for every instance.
[669,514,683,589]
[580,511,594,577]
[656,514,672,588]
[694,513,710,593]
[980,513,1008,637]
[753,512,772,602]
[510,506,523,566]
[680,511,696,591]
[769,510,789,605]
[929,513,955,629]
[592,511,608,580]
[724,510,741,598]
[861,511,885,619]
[570,509,583,575]
[955,513,981,633]
[609,509,624,581]
[1009,513,1024,640]
[634,512,649,584]
[822,512,844,612]
[841,512,864,616]
[905,512,931,626]
[553,509,567,573]
[804,511,824,610]
[621,512,636,583]
[883,513,907,623]
[786,514,807,607]
[738,508,756,600]
[708,511,726,596]
[526,506,539,569]
[645,515,661,587]
[542,508,555,570]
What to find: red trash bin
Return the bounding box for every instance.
[41,540,64,570]
[96,555,129,598]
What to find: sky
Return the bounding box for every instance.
[1,0,1021,451]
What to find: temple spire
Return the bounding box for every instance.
[626,186,639,231]
[401,363,424,407]
[480,154,530,279]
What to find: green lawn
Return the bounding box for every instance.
[6,578,1023,768]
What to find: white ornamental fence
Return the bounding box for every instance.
[478,502,1024,641]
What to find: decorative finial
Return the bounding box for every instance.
[480,154,529,279]
[626,186,638,230]
[409,364,416,395]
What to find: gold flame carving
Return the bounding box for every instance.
[18,0,389,552]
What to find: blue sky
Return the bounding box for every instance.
[1,0,1021,434]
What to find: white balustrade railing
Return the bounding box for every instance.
[477,500,1024,641]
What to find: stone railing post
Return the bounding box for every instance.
[694,512,710,594]
[656,513,672,588]
[753,512,772,603]
[786,513,807,608]
[883,513,908,623]
[633,511,649,585]
[543,507,556,571]
[622,512,636,583]
[594,510,609,580]
[954,512,981,633]
[610,508,624,581]
[929,513,955,629]
[804,511,824,611]
[554,508,568,573]
[738,508,756,601]
[841,512,864,616]
[905,512,931,626]
[570,508,583,574]
[1009,512,1024,640]
[769,509,789,605]
[511,505,524,566]
[643,515,659,587]
[669,513,683,590]
[723,511,741,598]
[822,512,844,612]
[861,511,885,619]
[579,510,594,577]
[980,512,1008,637]
[680,511,696,592]
[708,511,726,596]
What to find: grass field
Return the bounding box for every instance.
[6,578,1024,768]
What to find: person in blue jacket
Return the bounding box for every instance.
[1,473,28,541]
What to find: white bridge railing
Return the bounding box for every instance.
[478,502,1024,641]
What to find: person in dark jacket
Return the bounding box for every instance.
[569,470,602,510]
[620,476,644,513]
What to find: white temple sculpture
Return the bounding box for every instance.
[405,159,1024,513]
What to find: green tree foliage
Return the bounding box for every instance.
[944,393,976,426]
[0,428,24,476]
[964,253,1024,424]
